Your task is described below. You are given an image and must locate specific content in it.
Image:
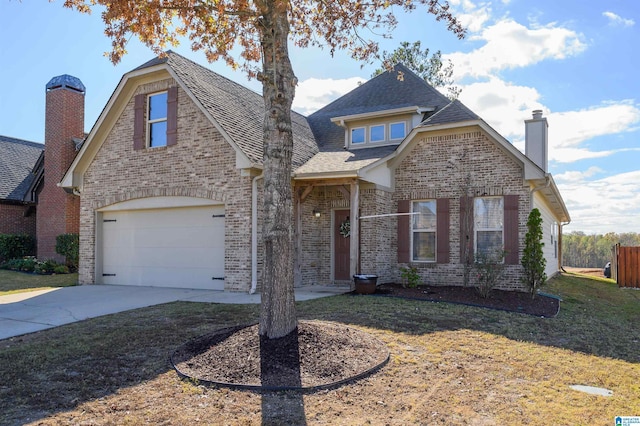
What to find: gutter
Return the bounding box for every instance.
[250,173,264,294]
[529,174,551,208]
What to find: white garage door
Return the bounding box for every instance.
[101,205,225,289]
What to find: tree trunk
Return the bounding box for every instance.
[256,0,297,339]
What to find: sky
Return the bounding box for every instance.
[1,0,638,235]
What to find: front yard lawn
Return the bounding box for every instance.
[0,273,638,425]
[0,269,78,295]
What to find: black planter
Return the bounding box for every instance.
[353,274,378,294]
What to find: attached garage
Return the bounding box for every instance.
[97,197,225,290]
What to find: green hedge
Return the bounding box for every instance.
[0,234,36,262]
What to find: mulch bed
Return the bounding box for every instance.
[372,283,560,318]
[171,321,389,391]
[170,284,558,392]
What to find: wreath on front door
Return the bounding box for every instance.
[339,218,351,238]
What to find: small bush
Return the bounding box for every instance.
[0,234,36,262]
[400,266,421,288]
[0,257,70,275]
[56,233,79,271]
[474,249,506,298]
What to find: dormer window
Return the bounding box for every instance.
[370,125,385,143]
[351,127,365,144]
[390,122,406,140]
[331,105,431,149]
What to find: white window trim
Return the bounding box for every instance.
[389,121,406,141]
[351,126,366,144]
[474,196,504,256]
[411,200,437,263]
[147,91,168,148]
[369,124,386,143]
[348,120,409,148]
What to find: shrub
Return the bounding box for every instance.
[474,249,506,298]
[400,266,421,288]
[0,257,70,275]
[521,208,547,299]
[0,234,36,262]
[56,233,79,271]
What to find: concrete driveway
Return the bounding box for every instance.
[0,284,346,340]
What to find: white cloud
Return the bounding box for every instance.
[292,77,365,116]
[447,0,492,33]
[603,11,635,27]
[555,167,604,183]
[560,170,640,234]
[447,19,586,79]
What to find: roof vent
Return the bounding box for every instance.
[46,75,86,94]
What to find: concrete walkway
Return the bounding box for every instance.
[0,284,348,340]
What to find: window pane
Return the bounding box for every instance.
[390,122,405,139]
[412,201,436,229]
[477,231,502,256]
[150,121,167,147]
[149,92,168,120]
[370,125,385,142]
[413,232,435,262]
[475,197,503,228]
[351,127,365,144]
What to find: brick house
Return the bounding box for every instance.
[0,75,84,262]
[59,51,569,292]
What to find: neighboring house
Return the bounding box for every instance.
[59,51,569,292]
[0,75,84,262]
[0,136,42,239]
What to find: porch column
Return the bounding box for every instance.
[349,179,360,280]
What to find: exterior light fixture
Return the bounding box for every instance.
[313,210,321,218]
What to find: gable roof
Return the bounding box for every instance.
[0,135,43,202]
[137,52,318,168]
[421,99,480,126]
[307,64,451,152]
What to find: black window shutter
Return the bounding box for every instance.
[504,195,519,265]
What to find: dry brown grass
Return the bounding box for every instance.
[1,273,639,425]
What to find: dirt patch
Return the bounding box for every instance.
[373,283,560,317]
[172,321,389,390]
[564,267,605,278]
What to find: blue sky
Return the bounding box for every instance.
[1,0,638,235]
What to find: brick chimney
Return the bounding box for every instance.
[37,75,85,261]
[525,109,548,172]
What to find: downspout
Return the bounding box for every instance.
[559,220,571,273]
[250,173,263,294]
[529,174,551,208]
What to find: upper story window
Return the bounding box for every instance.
[148,92,168,148]
[351,127,365,144]
[411,200,437,262]
[390,122,406,140]
[474,196,504,257]
[348,120,408,147]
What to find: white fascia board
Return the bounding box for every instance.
[293,170,358,180]
[330,106,434,125]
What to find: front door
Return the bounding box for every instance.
[334,209,351,281]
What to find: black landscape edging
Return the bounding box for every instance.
[170,322,390,394]
[358,290,561,318]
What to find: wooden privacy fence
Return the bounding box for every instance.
[611,244,640,288]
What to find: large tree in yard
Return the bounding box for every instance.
[63,0,465,339]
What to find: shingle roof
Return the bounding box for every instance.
[138,52,318,168]
[0,135,43,201]
[307,64,451,152]
[421,99,479,126]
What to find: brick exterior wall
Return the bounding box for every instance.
[392,128,531,291]
[0,203,36,236]
[37,84,83,261]
[79,78,253,291]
